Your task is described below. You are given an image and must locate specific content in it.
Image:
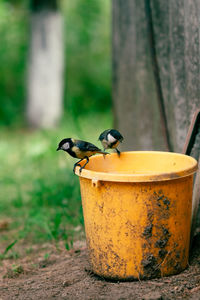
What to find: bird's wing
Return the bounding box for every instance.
[110,129,124,141]
[76,140,101,152]
[98,129,111,141]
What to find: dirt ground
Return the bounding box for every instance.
[0,234,200,300]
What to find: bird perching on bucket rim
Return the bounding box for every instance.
[98,129,124,156]
[57,138,109,174]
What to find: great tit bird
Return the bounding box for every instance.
[57,138,109,173]
[98,129,124,156]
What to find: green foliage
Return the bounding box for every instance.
[0,1,28,126]
[3,240,18,255]
[30,0,58,12]
[0,0,112,250]
[0,113,112,245]
[64,0,111,116]
[0,0,111,126]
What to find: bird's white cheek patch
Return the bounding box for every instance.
[62,142,70,150]
[107,133,116,143]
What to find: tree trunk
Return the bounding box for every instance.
[112,0,200,236]
[112,0,166,151]
[150,0,200,152]
[27,0,64,128]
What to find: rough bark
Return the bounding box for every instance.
[112,0,166,151]
[151,0,200,152]
[151,0,200,236]
[27,7,64,128]
[113,0,200,152]
[112,0,200,234]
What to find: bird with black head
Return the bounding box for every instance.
[57,138,109,173]
[98,129,124,156]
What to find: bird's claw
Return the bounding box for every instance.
[73,157,89,175]
[116,149,121,157]
[73,163,81,174]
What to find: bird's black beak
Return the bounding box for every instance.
[56,147,60,151]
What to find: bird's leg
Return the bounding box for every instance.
[79,157,89,174]
[103,148,106,159]
[73,158,84,174]
[116,148,121,157]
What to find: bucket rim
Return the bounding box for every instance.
[75,151,198,182]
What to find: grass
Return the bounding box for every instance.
[0,0,111,258]
[0,112,112,254]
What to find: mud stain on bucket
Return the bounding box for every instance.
[141,253,161,279]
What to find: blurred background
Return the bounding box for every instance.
[0,0,112,253]
[0,0,200,257]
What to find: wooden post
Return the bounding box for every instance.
[112,0,166,151]
[150,0,200,152]
[27,0,64,128]
[112,0,200,236]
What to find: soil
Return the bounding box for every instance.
[0,234,200,300]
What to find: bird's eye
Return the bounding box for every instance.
[62,142,70,150]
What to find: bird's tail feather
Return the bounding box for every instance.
[97,151,110,155]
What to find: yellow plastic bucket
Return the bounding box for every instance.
[75,151,197,280]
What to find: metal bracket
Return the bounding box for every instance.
[183,109,200,155]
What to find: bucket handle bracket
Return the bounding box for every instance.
[92,178,100,188]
